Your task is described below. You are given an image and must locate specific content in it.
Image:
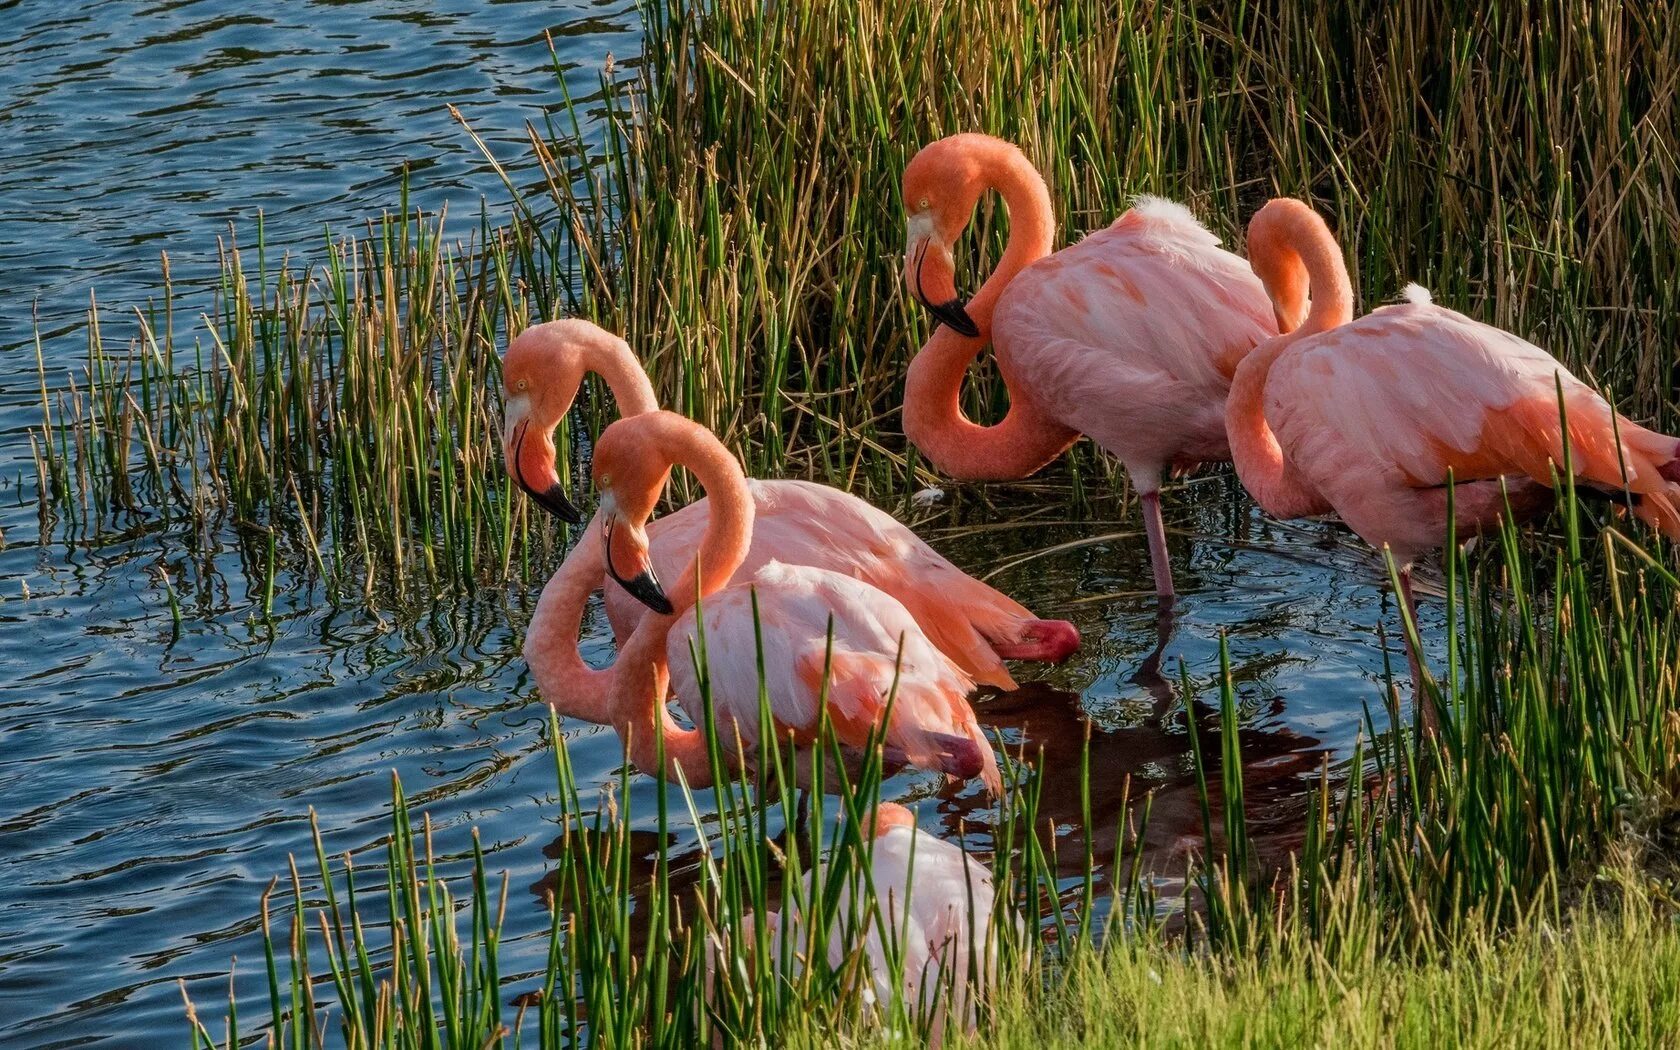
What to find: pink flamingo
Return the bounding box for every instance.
[1229,197,1680,697]
[711,802,997,1045]
[900,133,1279,598]
[591,410,1003,793]
[500,320,1079,722]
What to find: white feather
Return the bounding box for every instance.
[1129,195,1221,249]
[1402,282,1434,305]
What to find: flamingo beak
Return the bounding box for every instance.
[502,395,583,524]
[905,217,980,339]
[602,512,673,615]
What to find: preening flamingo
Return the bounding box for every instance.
[592,410,1003,793]
[900,133,1279,598]
[1229,197,1680,699]
[710,802,997,1046]
[500,319,1079,722]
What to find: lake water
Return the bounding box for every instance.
[0,4,1425,1045]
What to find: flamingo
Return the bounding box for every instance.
[900,133,1279,599]
[592,410,1003,794]
[500,319,1080,723]
[709,801,997,1046]
[1228,197,1680,704]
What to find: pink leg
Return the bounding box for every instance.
[1396,567,1438,737]
[1141,489,1175,600]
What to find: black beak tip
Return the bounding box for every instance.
[530,483,583,524]
[622,573,674,615]
[929,298,980,338]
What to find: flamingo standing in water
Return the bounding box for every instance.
[591,410,1003,793]
[1228,197,1680,703]
[710,802,997,1046]
[500,320,1079,723]
[900,133,1279,599]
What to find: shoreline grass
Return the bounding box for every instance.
[183,485,1680,1046]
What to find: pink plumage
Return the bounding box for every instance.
[993,198,1280,480]
[502,318,1081,726]
[1228,198,1680,718]
[592,412,1003,794]
[667,561,1001,794]
[901,135,1279,597]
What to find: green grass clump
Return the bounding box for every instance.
[959,868,1680,1049]
[183,486,1680,1047]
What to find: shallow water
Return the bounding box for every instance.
[0,5,1431,1045]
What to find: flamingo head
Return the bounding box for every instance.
[592,417,677,615]
[860,801,916,840]
[1246,200,1320,334]
[501,320,608,523]
[901,136,990,338]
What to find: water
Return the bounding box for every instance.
[0,5,1428,1045]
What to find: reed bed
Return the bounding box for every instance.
[30,0,1680,593]
[183,490,1680,1045]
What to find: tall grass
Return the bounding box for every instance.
[545,0,1680,485]
[31,1,1680,590]
[184,484,1680,1045]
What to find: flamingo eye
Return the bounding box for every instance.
[918,197,930,210]
[515,378,529,392]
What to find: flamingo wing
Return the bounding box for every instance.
[729,809,995,1036]
[1267,302,1679,497]
[665,561,1000,793]
[611,479,1048,688]
[994,202,1277,473]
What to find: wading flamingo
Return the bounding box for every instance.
[900,133,1279,599]
[1229,197,1680,706]
[501,320,1079,721]
[710,802,997,1046]
[594,410,1003,794]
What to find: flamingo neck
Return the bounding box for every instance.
[525,511,615,723]
[584,335,660,416]
[614,614,715,784]
[1225,336,1325,519]
[518,329,658,722]
[903,145,1078,480]
[1247,199,1354,336]
[612,421,755,784]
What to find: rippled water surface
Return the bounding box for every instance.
[0,5,1433,1046]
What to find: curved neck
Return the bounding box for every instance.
[903,146,1078,480]
[1247,199,1354,336]
[585,335,660,416]
[612,420,755,784]
[519,330,659,719]
[1225,336,1327,520]
[525,511,615,723]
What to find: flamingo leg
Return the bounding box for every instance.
[1136,600,1178,723]
[1395,567,1439,737]
[1140,489,1176,600]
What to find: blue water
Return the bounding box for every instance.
[0,4,1425,1045]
